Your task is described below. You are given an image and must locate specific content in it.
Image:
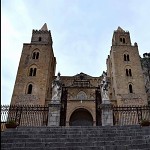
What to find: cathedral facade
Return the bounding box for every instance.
[10,24,149,126]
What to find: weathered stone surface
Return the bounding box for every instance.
[1,126,150,150]
[10,25,149,127]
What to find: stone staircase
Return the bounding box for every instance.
[1,125,150,150]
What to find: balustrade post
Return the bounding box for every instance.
[47,101,61,126]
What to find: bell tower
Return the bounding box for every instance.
[11,23,56,105]
[112,26,131,46]
[107,27,147,106]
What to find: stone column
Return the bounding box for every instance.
[47,101,61,126]
[101,100,113,126]
[47,72,62,126]
[100,71,113,126]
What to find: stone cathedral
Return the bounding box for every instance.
[10,23,150,126]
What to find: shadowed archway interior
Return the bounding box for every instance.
[69,108,93,126]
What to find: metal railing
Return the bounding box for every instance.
[1,105,49,131]
[1,105,150,131]
[113,105,150,125]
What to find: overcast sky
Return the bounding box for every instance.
[2,0,150,105]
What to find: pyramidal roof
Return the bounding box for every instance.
[40,23,48,31]
[117,26,125,32]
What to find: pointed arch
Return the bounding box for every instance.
[32,49,40,60]
[125,65,132,77]
[129,84,133,93]
[123,51,130,62]
[28,65,37,76]
[27,84,33,94]
[77,91,87,100]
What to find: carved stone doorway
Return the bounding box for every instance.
[69,108,93,126]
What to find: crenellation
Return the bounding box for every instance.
[32,29,51,34]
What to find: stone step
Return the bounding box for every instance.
[15,125,143,131]
[9,126,150,132]
[2,126,150,134]
[2,131,150,138]
[2,136,149,144]
[3,128,149,133]
[2,135,144,142]
[1,135,149,143]
[1,135,149,142]
[1,126,150,150]
[1,143,150,150]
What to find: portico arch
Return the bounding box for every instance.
[69,108,93,126]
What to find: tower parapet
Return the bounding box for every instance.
[112,26,131,46]
[31,23,53,44]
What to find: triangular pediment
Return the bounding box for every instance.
[67,72,95,88]
[73,72,93,80]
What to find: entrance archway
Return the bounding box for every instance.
[69,108,93,126]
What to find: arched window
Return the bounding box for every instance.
[77,91,87,100]
[120,38,122,42]
[33,68,36,76]
[127,54,130,61]
[29,68,37,76]
[32,52,36,59]
[126,69,129,76]
[129,69,132,76]
[124,54,126,61]
[27,84,32,94]
[29,68,33,76]
[126,69,132,76]
[39,37,41,41]
[123,38,125,43]
[129,84,133,93]
[32,52,39,59]
[124,54,130,61]
[120,36,126,44]
[36,52,39,59]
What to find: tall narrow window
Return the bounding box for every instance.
[120,38,122,42]
[29,68,33,76]
[127,55,130,61]
[126,69,132,76]
[36,52,39,59]
[29,68,37,76]
[123,38,125,43]
[27,84,32,94]
[124,54,127,61]
[32,52,39,59]
[39,37,41,41]
[129,84,133,93]
[129,69,132,76]
[124,54,130,61]
[32,52,36,59]
[126,69,129,76]
[33,68,36,76]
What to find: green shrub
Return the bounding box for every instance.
[140,119,150,126]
